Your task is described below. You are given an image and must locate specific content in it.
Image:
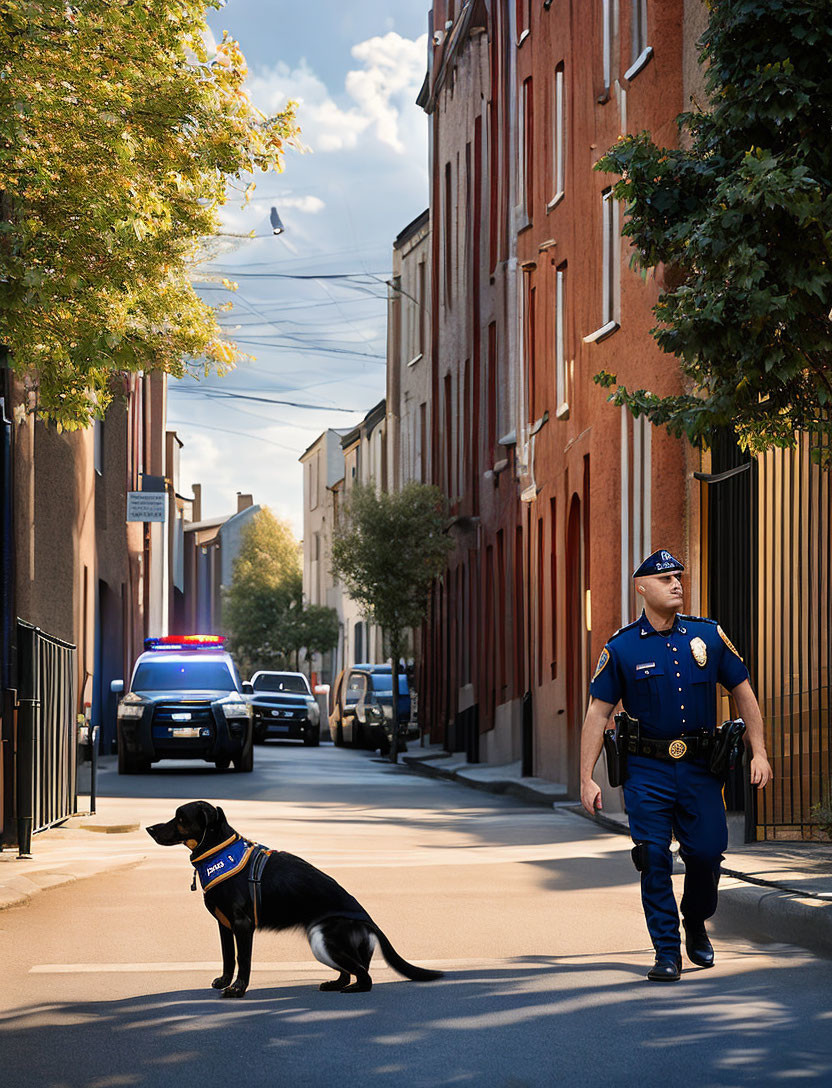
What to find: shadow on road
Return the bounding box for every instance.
[3,951,831,1087]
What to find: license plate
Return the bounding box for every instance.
[171,727,201,738]
[270,724,290,733]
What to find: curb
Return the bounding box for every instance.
[400,751,832,960]
[401,752,568,806]
[0,856,147,912]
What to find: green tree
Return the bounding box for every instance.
[223,509,302,675]
[0,0,299,428]
[594,0,832,459]
[293,604,340,673]
[330,482,453,762]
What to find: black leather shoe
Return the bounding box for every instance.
[683,920,715,968]
[647,957,682,982]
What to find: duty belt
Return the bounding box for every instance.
[626,732,715,763]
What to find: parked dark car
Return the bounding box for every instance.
[245,671,321,746]
[328,664,411,753]
[111,635,253,774]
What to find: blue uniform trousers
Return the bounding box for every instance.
[623,755,727,960]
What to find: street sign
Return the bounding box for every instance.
[126,491,167,523]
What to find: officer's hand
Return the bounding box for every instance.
[749,754,773,789]
[581,779,603,815]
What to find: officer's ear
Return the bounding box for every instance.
[635,581,645,596]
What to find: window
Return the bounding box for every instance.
[516,0,529,42]
[620,409,652,624]
[487,322,498,462]
[555,262,568,416]
[625,0,652,80]
[419,401,427,484]
[444,373,453,498]
[601,0,614,96]
[444,161,453,305]
[550,64,565,206]
[417,259,427,357]
[602,188,619,326]
[524,275,537,422]
[519,77,533,220]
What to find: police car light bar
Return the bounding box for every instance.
[144,635,227,652]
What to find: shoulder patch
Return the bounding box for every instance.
[679,614,718,626]
[592,647,611,682]
[717,625,743,661]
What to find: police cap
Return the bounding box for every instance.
[632,549,685,579]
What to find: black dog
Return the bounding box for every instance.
[146,801,443,997]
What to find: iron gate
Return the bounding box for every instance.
[16,621,79,853]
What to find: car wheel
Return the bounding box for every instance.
[233,740,254,772]
[350,720,363,749]
[303,729,320,747]
[118,746,150,774]
[253,724,267,744]
[215,756,231,770]
[333,721,344,747]
[377,734,391,756]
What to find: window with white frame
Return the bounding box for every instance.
[602,187,619,327]
[620,409,652,624]
[550,64,565,206]
[602,0,614,95]
[555,262,568,417]
[518,77,533,221]
[626,0,652,80]
[516,0,530,42]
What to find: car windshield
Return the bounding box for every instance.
[253,674,309,694]
[132,659,236,692]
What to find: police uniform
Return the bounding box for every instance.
[589,550,748,968]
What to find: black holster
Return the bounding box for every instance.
[603,712,637,788]
[709,718,746,780]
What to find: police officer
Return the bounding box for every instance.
[580,549,772,981]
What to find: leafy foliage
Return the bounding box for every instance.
[330,482,452,759]
[595,0,832,458]
[223,508,302,675]
[223,508,338,676]
[0,0,298,427]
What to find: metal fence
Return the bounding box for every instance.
[755,437,832,840]
[16,621,79,853]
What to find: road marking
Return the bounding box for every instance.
[30,954,652,975]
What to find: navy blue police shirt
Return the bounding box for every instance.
[588,611,749,738]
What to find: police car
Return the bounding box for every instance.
[111,635,254,775]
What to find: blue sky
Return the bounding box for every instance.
[171,1,429,533]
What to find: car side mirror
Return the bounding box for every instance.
[110,680,124,694]
[242,681,253,695]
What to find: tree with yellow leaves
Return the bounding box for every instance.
[0,0,299,428]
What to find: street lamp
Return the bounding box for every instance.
[270,207,285,235]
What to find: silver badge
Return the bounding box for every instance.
[690,637,707,667]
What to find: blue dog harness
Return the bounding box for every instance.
[190,835,273,926]
[191,835,255,893]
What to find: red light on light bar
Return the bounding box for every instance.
[144,634,226,651]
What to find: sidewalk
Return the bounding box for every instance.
[402,744,832,959]
[0,783,150,912]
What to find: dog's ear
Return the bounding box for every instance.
[197,801,218,829]
[215,805,227,828]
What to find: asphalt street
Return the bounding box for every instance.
[1,741,831,1087]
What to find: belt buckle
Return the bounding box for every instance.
[668,739,687,759]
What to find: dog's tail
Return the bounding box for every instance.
[369,924,443,982]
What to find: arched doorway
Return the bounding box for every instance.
[565,494,585,798]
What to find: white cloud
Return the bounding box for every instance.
[279,194,326,214]
[243,32,428,156]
